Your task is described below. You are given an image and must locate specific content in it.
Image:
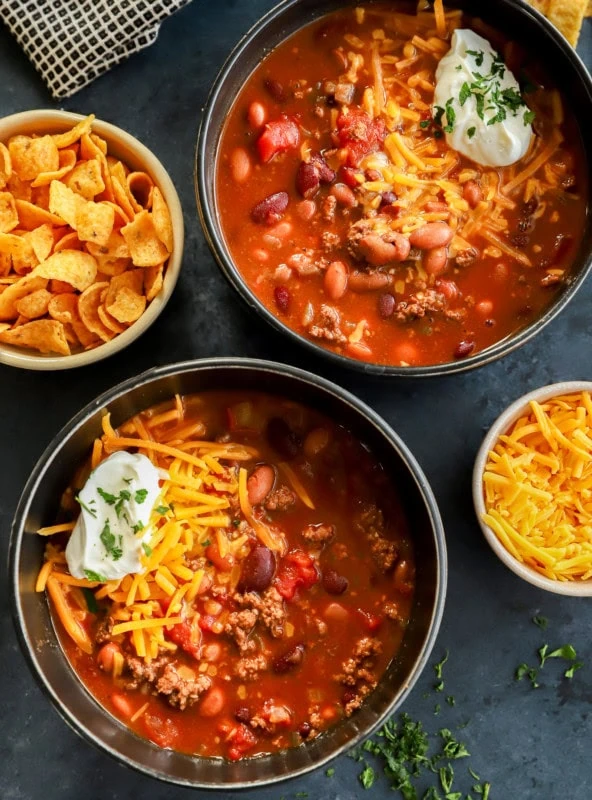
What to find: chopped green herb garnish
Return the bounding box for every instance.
[523,109,536,125]
[439,729,470,760]
[326,768,335,777]
[434,703,441,715]
[135,488,148,504]
[76,494,97,518]
[420,119,431,129]
[443,98,456,134]
[295,793,308,798]
[459,81,471,107]
[142,542,153,557]
[84,569,107,582]
[232,519,240,527]
[565,662,583,679]
[202,539,211,547]
[156,505,170,515]
[122,477,132,484]
[434,650,449,680]
[97,487,117,505]
[433,105,445,127]
[439,764,454,793]
[100,520,123,561]
[82,588,98,614]
[516,662,539,688]
[132,521,145,534]
[532,615,548,630]
[466,49,484,67]
[539,643,577,667]
[360,765,375,790]
[446,696,455,707]
[469,768,481,781]
[435,681,444,692]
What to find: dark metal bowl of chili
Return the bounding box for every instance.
[196,0,592,376]
[10,358,446,788]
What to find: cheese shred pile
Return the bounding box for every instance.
[482,391,592,582]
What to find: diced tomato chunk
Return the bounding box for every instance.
[356,608,383,633]
[336,109,385,166]
[257,115,300,163]
[143,714,180,749]
[165,619,201,659]
[275,549,319,601]
[227,723,258,761]
[205,542,235,572]
[198,614,217,633]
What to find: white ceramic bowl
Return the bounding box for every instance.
[473,381,592,597]
[0,110,184,370]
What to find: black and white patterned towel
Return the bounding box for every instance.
[0,0,193,99]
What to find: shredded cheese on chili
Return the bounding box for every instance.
[482,392,592,582]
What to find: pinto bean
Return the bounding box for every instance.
[463,180,482,209]
[476,299,493,316]
[322,569,348,595]
[252,248,269,262]
[273,644,305,674]
[274,285,290,313]
[296,199,317,221]
[97,642,120,673]
[330,182,357,207]
[247,101,267,129]
[424,200,449,213]
[199,686,225,718]
[349,270,392,292]
[324,260,348,300]
[237,544,276,593]
[247,464,275,505]
[230,147,251,184]
[346,341,373,360]
[435,278,459,302]
[296,162,320,198]
[269,221,292,240]
[358,233,409,266]
[111,693,133,718]
[323,602,349,622]
[424,246,449,275]
[251,192,289,225]
[409,221,453,249]
[378,292,395,319]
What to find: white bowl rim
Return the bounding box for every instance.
[0,109,184,371]
[473,380,592,597]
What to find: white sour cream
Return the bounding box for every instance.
[66,451,163,581]
[433,29,534,168]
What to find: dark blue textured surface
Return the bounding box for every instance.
[0,4,591,799]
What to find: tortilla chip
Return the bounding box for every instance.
[0,273,47,320]
[16,198,66,230]
[127,172,153,210]
[0,252,11,277]
[15,288,52,319]
[144,264,164,301]
[48,179,81,227]
[28,224,55,262]
[65,159,105,200]
[86,230,130,260]
[98,304,127,333]
[546,0,587,45]
[90,133,108,155]
[31,184,51,211]
[33,250,98,291]
[75,200,114,248]
[52,115,95,149]
[7,174,32,202]
[103,201,131,227]
[151,187,173,253]
[0,192,18,233]
[54,231,83,252]
[48,292,99,348]
[0,143,12,190]
[121,210,169,267]
[9,135,60,181]
[30,148,77,188]
[105,269,144,305]
[0,318,70,355]
[78,281,114,342]
[106,286,146,324]
[95,256,130,276]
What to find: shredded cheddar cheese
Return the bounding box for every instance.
[482,392,592,582]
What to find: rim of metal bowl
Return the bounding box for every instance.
[195,0,592,378]
[9,357,447,788]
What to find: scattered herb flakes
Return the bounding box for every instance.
[420,119,431,129]
[142,542,153,557]
[434,650,449,681]
[515,662,540,689]
[325,768,335,778]
[439,729,470,761]
[468,768,481,781]
[97,487,117,505]
[565,662,584,679]
[75,494,97,518]
[134,488,149,504]
[156,504,170,515]
[202,539,211,548]
[539,643,577,667]
[446,696,455,707]
[435,681,444,693]
[466,49,485,67]
[133,521,145,535]
[532,615,548,630]
[467,126,476,140]
[360,764,375,790]
[439,764,454,793]
[473,782,491,799]
[434,703,441,715]
[84,569,107,582]
[295,793,308,798]
[100,520,122,561]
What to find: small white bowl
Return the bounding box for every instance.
[0,110,184,370]
[473,381,592,596]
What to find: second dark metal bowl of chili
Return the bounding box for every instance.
[196,0,592,377]
[10,358,446,788]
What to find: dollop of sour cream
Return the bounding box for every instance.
[433,29,534,168]
[66,451,163,581]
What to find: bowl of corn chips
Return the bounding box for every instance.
[0,110,183,370]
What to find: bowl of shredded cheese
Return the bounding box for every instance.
[473,381,592,596]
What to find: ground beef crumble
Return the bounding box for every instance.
[233,587,286,638]
[234,653,268,681]
[335,637,383,716]
[123,655,211,710]
[265,485,296,512]
[302,522,335,544]
[354,504,398,572]
[394,289,466,323]
[95,615,115,645]
[225,608,258,653]
[307,304,347,344]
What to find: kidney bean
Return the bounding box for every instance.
[517,217,535,233]
[435,278,459,302]
[378,292,395,318]
[230,147,251,184]
[296,162,320,198]
[349,270,391,292]
[267,417,302,459]
[237,544,276,593]
[299,722,312,739]
[322,569,349,595]
[251,192,289,225]
[409,221,453,249]
[199,686,225,718]
[247,464,275,505]
[324,260,348,300]
[296,199,317,221]
[310,153,335,183]
[463,180,482,208]
[424,246,449,276]
[330,182,356,207]
[247,101,267,129]
[273,643,305,674]
[380,191,397,208]
[274,286,290,315]
[264,78,286,102]
[340,166,359,188]
[454,340,476,358]
[235,707,251,724]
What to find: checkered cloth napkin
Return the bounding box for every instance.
[0,0,193,100]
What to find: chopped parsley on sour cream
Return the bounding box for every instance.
[433,29,534,167]
[66,451,165,582]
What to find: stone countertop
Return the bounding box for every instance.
[0,3,590,799]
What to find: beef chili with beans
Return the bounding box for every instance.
[216,2,587,367]
[37,392,414,760]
